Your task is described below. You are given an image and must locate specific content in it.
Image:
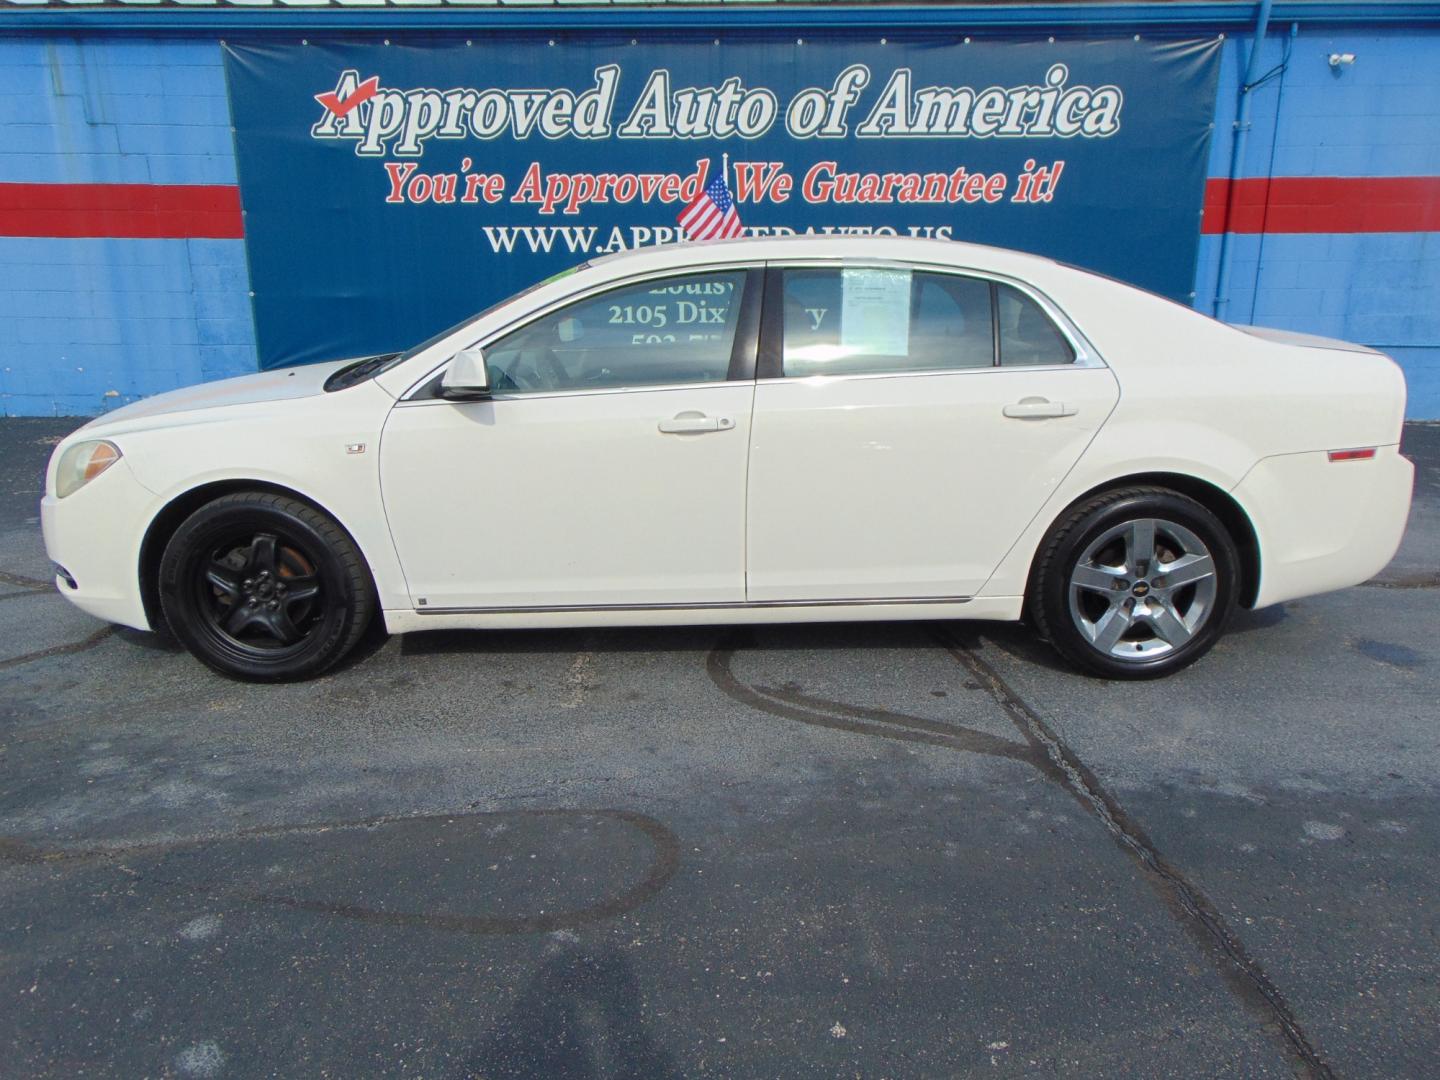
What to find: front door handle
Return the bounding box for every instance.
[1003,397,1077,420]
[658,412,734,434]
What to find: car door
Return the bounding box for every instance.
[380,265,761,611]
[746,262,1119,602]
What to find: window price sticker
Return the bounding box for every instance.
[840,268,912,357]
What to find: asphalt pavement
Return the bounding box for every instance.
[1,418,1437,1079]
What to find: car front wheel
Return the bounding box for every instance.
[158,492,375,681]
[1030,487,1240,679]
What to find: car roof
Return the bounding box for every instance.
[586,233,1062,278]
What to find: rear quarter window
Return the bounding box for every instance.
[996,284,1076,366]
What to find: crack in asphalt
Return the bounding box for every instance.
[705,648,1041,767]
[706,628,1335,1080]
[1361,573,1440,590]
[0,568,54,591]
[0,808,681,937]
[938,632,1335,1080]
[0,625,114,671]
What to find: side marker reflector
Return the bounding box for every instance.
[1328,448,1377,462]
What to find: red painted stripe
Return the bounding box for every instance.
[1,177,1434,240]
[0,182,244,239]
[1203,176,1440,235]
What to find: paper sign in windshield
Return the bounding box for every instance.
[841,268,912,357]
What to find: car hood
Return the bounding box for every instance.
[75,357,382,436]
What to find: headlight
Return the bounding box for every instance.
[56,440,122,498]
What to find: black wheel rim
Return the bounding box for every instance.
[195,530,326,656]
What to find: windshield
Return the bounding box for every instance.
[324,260,591,391]
[398,260,592,363]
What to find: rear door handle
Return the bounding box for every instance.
[1003,397,1077,420]
[658,412,734,434]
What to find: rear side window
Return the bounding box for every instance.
[997,283,1076,366]
[777,267,1074,377]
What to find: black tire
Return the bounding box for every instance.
[158,492,375,682]
[1029,487,1240,679]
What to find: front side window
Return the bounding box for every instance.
[482,270,749,394]
[778,267,1075,378]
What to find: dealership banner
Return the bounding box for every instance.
[224,37,1221,369]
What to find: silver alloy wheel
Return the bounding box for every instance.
[1067,517,1219,661]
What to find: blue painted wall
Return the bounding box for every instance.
[0,39,256,417]
[1195,26,1440,416]
[0,26,1437,416]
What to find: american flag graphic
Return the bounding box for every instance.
[677,165,744,241]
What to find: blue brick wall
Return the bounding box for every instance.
[0,38,256,417]
[1,29,1437,416]
[1197,27,1440,418]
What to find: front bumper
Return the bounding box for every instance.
[40,458,157,631]
[1235,444,1414,609]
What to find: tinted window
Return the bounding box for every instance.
[483,270,747,393]
[781,268,993,377]
[996,283,1075,366]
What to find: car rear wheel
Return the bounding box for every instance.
[1029,487,1239,679]
[158,492,374,681]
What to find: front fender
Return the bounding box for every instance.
[115,387,409,613]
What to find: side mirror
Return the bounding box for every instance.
[440,347,491,400]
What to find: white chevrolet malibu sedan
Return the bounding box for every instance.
[43,235,1412,681]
